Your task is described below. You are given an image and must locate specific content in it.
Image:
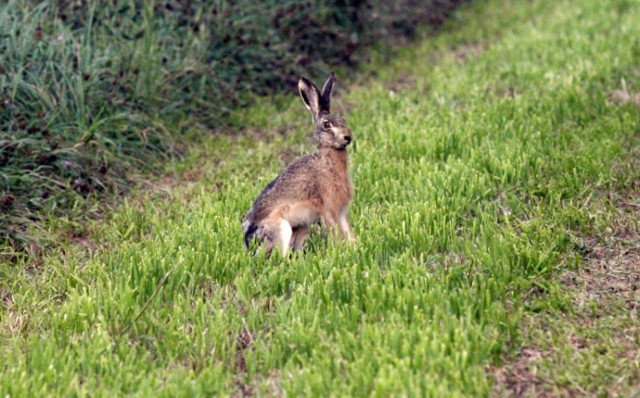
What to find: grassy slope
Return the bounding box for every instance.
[1,0,639,396]
[0,0,464,256]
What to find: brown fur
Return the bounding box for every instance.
[243,74,355,256]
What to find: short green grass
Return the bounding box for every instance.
[1,0,639,396]
[0,0,463,255]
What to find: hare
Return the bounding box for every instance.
[243,73,355,256]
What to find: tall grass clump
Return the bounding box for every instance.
[0,0,466,257]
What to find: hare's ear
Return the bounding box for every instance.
[320,72,335,113]
[298,77,322,121]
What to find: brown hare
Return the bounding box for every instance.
[243,73,355,256]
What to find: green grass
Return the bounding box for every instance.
[1,0,639,396]
[0,0,464,255]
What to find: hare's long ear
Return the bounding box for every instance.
[298,77,322,121]
[320,72,335,113]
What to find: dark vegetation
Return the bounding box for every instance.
[0,0,466,257]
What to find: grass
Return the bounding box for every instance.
[1,0,639,396]
[491,180,640,396]
[0,0,465,255]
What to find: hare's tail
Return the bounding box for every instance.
[243,219,258,249]
[244,224,258,248]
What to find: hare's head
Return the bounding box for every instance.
[299,73,353,150]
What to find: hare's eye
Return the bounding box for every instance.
[323,121,331,130]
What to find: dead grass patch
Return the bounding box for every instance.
[492,187,639,396]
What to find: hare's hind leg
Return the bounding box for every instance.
[261,218,293,257]
[278,220,293,255]
[290,225,310,252]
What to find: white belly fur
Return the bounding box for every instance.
[283,202,319,228]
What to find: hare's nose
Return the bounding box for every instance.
[343,135,352,144]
